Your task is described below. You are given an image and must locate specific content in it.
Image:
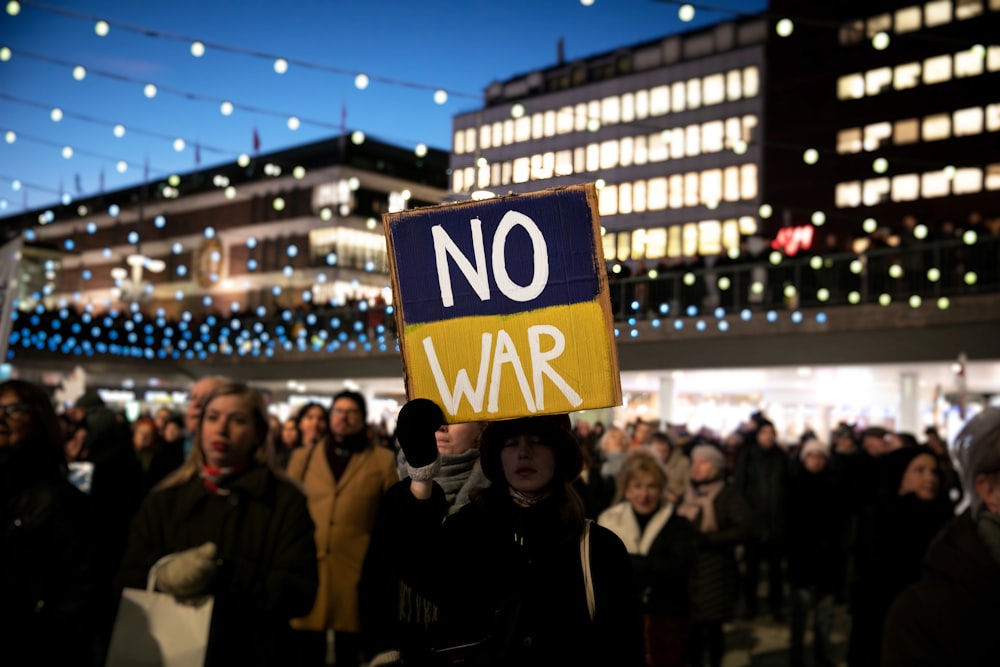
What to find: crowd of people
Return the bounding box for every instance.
[2,375,998,666]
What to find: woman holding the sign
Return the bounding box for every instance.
[364,398,642,666]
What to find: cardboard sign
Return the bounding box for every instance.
[384,184,621,422]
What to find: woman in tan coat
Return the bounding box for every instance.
[286,390,398,667]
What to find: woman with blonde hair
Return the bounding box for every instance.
[116,382,318,666]
[599,450,699,666]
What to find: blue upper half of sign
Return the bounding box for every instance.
[389,188,600,325]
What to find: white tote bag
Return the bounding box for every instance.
[105,564,214,667]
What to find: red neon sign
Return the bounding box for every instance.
[771,225,815,256]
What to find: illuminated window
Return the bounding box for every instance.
[743,67,760,97]
[598,185,617,217]
[740,164,758,200]
[835,182,862,208]
[863,178,890,206]
[574,147,586,174]
[724,166,740,201]
[955,49,985,77]
[601,96,621,125]
[738,216,758,235]
[501,162,512,185]
[698,221,722,256]
[543,110,556,137]
[633,181,647,213]
[726,69,742,100]
[514,117,530,143]
[649,177,668,211]
[631,229,648,259]
[491,163,500,187]
[703,121,725,153]
[478,163,490,189]
[586,143,600,172]
[667,225,682,258]
[989,46,1000,73]
[480,124,492,150]
[954,107,984,136]
[645,228,666,258]
[955,0,983,20]
[650,131,669,162]
[634,136,648,165]
[922,113,951,141]
[669,175,684,209]
[556,150,573,176]
[987,103,1000,131]
[464,128,476,152]
[670,129,685,160]
[895,6,922,32]
[503,119,514,145]
[725,117,742,148]
[540,152,556,179]
[891,174,920,201]
[600,140,619,170]
[453,170,464,192]
[923,54,952,84]
[464,166,475,190]
[557,106,574,134]
[986,164,1000,190]
[602,233,616,261]
[493,121,504,145]
[837,128,863,154]
[588,100,601,128]
[574,103,588,132]
[894,62,921,90]
[635,90,650,119]
[682,223,699,257]
[616,233,630,262]
[921,170,950,198]
[620,138,634,168]
[838,73,865,100]
[953,167,982,194]
[671,82,686,113]
[454,130,465,154]
[924,0,952,26]
[650,85,670,115]
[686,78,701,109]
[722,220,741,253]
[894,119,920,144]
[620,94,635,123]
[531,113,543,140]
[512,157,530,183]
[742,115,758,142]
[703,74,725,106]
[866,67,893,96]
[867,13,891,37]
[701,169,722,205]
[685,125,701,157]
[863,122,892,151]
[684,173,700,207]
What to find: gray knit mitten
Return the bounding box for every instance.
[155,542,218,598]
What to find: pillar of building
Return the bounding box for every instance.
[898,372,920,435]
[656,376,676,429]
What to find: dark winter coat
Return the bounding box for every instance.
[733,443,790,543]
[116,466,318,667]
[360,480,643,666]
[597,501,699,618]
[1,451,101,666]
[786,462,843,591]
[687,485,751,622]
[882,510,999,667]
[848,491,953,667]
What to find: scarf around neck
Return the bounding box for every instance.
[201,462,250,495]
[677,479,725,533]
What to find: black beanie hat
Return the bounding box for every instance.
[480,414,582,486]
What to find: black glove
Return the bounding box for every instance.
[396,398,444,480]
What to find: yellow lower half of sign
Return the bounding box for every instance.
[401,301,620,422]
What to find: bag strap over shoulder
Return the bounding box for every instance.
[581,519,595,622]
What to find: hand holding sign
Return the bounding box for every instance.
[396,398,444,482]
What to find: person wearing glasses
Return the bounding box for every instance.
[0,379,102,665]
[287,389,398,667]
